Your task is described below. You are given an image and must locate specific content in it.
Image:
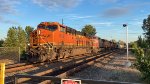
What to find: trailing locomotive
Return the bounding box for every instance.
[26,22,117,63]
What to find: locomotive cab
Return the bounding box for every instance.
[27,22,61,62]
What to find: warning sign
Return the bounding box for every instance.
[61,79,81,84]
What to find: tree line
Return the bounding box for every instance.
[130,15,150,83]
[0,26,34,52]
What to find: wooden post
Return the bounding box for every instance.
[14,75,18,84]
[19,47,20,62]
[0,63,5,84]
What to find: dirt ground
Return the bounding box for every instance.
[0,59,16,65]
[70,50,142,83]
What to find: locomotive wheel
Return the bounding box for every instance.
[37,48,46,62]
[59,51,65,59]
[26,55,31,62]
[27,49,37,63]
[64,51,70,58]
[50,51,57,61]
[39,54,46,62]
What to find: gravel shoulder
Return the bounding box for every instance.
[0,59,15,65]
[69,50,142,83]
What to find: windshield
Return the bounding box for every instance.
[38,24,45,28]
[47,25,57,31]
[38,25,57,31]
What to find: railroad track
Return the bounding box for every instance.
[39,51,116,84]
[5,53,89,74]
[5,52,95,83]
[11,50,118,84]
[6,63,27,69]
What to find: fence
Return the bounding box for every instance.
[0,63,5,84]
[13,74,137,84]
[0,47,20,64]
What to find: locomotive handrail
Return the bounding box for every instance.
[40,37,53,49]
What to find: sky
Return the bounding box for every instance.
[0,0,150,42]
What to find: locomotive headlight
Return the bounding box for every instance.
[38,30,41,34]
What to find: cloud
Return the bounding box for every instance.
[0,16,3,20]
[0,16,18,24]
[100,0,119,3]
[0,0,20,15]
[102,6,131,18]
[0,0,20,24]
[3,20,19,24]
[69,15,95,19]
[57,14,95,20]
[91,0,120,5]
[32,0,82,9]
[101,2,150,18]
[90,22,112,26]
[130,21,143,26]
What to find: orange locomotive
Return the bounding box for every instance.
[27,22,99,62]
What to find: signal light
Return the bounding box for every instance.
[123,24,127,27]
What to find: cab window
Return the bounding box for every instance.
[60,27,65,32]
[38,24,45,29]
[47,25,57,31]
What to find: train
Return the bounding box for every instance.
[26,22,118,63]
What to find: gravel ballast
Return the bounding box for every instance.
[69,50,142,83]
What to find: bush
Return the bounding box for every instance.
[133,48,150,83]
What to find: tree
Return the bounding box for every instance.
[17,26,26,50]
[137,36,143,47]
[137,36,148,48]
[111,39,116,43]
[132,15,150,83]
[0,39,4,47]
[25,26,34,43]
[3,26,26,50]
[81,25,96,36]
[118,40,125,45]
[3,27,18,47]
[130,41,137,49]
[142,15,150,46]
